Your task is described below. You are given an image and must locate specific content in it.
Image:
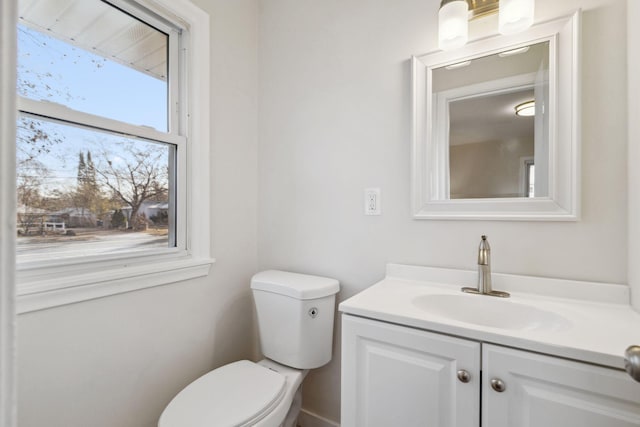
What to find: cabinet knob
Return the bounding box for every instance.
[490,378,506,392]
[625,345,640,382]
[456,370,471,383]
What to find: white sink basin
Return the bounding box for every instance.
[412,294,571,331]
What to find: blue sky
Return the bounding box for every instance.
[18,24,167,130]
[17,24,169,194]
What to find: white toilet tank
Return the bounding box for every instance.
[251,270,340,369]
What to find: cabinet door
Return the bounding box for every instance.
[483,344,640,427]
[341,315,480,427]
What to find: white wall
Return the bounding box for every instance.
[16,1,259,426]
[258,0,628,423]
[450,139,534,198]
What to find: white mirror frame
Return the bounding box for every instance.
[411,11,581,221]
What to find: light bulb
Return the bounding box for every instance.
[499,0,534,35]
[438,0,469,51]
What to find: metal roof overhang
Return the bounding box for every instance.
[18,0,167,81]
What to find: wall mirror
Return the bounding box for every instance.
[411,12,580,220]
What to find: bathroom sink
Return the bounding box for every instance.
[412,294,571,331]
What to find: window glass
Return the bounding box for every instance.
[17,1,168,131]
[16,114,174,264]
[16,0,178,266]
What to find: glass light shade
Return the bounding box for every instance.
[438,1,469,51]
[499,0,534,35]
[515,100,535,117]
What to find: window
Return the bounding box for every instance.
[525,161,535,198]
[521,158,535,198]
[15,0,212,313]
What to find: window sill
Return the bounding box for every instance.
[16,256,215,314]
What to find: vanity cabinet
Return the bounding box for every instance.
[341,315,640,427]
[483,344,640,427]
[341,315,480,427]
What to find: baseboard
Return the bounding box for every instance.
[297,408,340,427]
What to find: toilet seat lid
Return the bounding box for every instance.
[159,360,286,427]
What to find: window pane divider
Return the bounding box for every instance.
[17,96,185,146]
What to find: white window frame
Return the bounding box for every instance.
[1,0,17,423]
[15,0,213,314]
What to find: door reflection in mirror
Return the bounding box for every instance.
[432,41,549,199]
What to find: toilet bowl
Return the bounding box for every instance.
[158,359,306,427]
[158,270,339,427]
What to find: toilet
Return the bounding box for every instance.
[158,270,340,427]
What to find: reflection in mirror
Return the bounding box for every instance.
[432,41,549,199]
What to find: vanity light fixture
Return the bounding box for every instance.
[438,0,535,51]
[515,100,535,117]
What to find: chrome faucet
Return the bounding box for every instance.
[477,235,492,293]
[462,235,510,298]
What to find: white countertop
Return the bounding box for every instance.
[339,264,640,370]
